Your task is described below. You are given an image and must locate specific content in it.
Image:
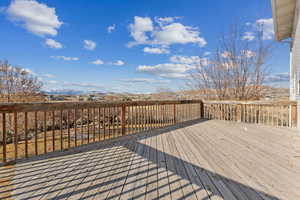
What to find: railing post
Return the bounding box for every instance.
[2,113,6,163]
[236,104,242,122]
[290,103,297,127]
[297,100,300,129]
[173,104,176,124]
[121,105,126,135]
[256,109,260,124]
[200,101,204,119]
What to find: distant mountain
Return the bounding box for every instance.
[42,89,85,95]
[86,91,107,96]
[42,89,107,96]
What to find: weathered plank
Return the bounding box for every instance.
[1,120,300,200]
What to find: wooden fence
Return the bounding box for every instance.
[203,101,297,128]
[0,100,203,164]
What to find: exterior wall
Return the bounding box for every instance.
[290,0,300,100]
[291,0,300,127]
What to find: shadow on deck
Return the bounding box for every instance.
[1,119,300,200]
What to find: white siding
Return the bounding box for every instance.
[289,1,299,100]
[292,0,300,127]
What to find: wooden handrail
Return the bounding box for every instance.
[0,100,203,113]
[203,100,297,106]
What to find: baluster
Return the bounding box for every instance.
[98,107,101,140]
[108,107,112,138]
[87,108,90,142]
[52,111,55,151]
[74,109,77,146]
[93,107,96,141]
[2,113,6,163]
[60,110,63,150]
[43,111,47,154]
[81,109,84,144]
[67,110,71,148]
[130,106,132,133]
[24,112,28,158]
[35,112,38,155]
[103,107,106,140]
[112,106,116,137]
[121,105,126,136]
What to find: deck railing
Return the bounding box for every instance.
[0,100,297,164]
[203,101,297,128]
[0,100,203,164]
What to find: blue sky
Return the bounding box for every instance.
[0,0,290,93]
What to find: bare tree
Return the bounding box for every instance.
[0,60,43,102]
[189,24,272,100]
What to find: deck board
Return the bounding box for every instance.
[1,120,300,200]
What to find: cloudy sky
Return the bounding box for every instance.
[0,0,290,93]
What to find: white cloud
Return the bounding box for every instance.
[107,24,116,33]
[128,16,206,48]
[84,40,96,50]
[21,68,36,75]
[245,18,274,41]
[43,80,108,92]
[45,38,62,49]
[265,72,289,83]
[156,17,176,23]
[203,51,211,56]
[241,50,255,58]
[170,55,209,66]
[153,23,206,47]
[155,16,180,27]
[169,55,201,65]
[256,18,274,40]
[136,55,209,79]
[44,73,55,78]
[63,82,105,90]
[47,80,58,84]
[113,60,125,66]
[6,0,63,37]
[128,16,153,46]
[137,63,193,79]
[242,32,255,41]
[243,18,274,41]
[143,47,169,54]
[91,59,104,65]
[121,78,170,84]
[51,56,79,61]
[221,51,231,58]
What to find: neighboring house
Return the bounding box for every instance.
[47,95,65,101]
[272,0,300,128]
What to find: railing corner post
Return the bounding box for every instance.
[290,103,297,128]
[121,104,126,135]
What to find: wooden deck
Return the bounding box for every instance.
[1,120,300,200]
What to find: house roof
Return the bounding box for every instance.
[271,0,296,41]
